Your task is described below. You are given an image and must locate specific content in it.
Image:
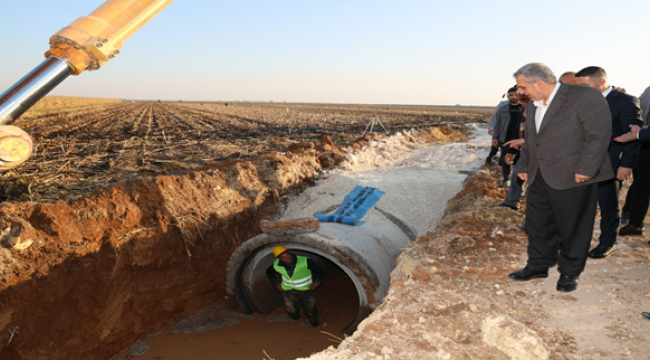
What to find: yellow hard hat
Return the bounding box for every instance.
[273,246,288,258]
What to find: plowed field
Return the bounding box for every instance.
[5,102,489,202]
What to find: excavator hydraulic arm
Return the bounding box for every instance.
[0,0,173,170]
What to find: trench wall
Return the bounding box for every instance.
[0,151,324,360]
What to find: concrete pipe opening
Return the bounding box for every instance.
[226,208,414,334]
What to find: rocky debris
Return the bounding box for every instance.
[0,221,34,251]
[481,315,550,360]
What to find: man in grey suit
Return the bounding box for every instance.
[507,63,613,292]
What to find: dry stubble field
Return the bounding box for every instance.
[3,98,489,202]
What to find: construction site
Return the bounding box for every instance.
[1,1,650,360]
[0,98,648,359]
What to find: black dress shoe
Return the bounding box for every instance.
[588,244,617,259]
[508,267,549,281]
[556,274,579,292]
[642,312,650,321]
[619,225,644,236]
[496,202,518,210]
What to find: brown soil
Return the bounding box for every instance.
[0,151,323,360]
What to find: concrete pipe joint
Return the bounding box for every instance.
[225,209,414,334]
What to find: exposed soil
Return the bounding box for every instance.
[0,102,476,360]
[0,151,323,360]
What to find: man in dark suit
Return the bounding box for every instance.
[574,67,643,258]
[507,63,613,292]
[617,86,650,236]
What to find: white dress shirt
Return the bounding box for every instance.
[533,82,561,133]
[602,86,613,98]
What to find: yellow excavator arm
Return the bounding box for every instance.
[0,0,173,170]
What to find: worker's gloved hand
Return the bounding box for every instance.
[276,284,284,292]
[309,282,320,291]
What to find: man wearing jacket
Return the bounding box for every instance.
[507,63,613,293]
[266,246,325,327]
[492,86,525,187]
[618,86,650,236]
[574,67,643,258]
[487,99,509,164]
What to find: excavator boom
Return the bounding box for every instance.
[0,0,173,169]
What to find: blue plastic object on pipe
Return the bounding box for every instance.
[315,186,385,226]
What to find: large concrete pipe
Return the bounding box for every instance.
[225,207,413,334]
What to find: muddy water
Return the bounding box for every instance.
[114,262,358,360]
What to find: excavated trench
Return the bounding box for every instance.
[108,204,414,358]
[111,257,361,360]
[0,127,471,360]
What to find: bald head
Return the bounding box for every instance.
[558,71,576,85]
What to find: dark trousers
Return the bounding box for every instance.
[283,290,317,320]
[624,144,650,227]
[597,177,622,247]
[486,144,499,162]
[504,160,526,208]
[498,143,512,182]
[525,172,598,276]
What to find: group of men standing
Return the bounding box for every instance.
[488,63,649,296]
[267,63,650,327]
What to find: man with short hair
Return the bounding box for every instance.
[499,73,577,216]
[574,67,643,258]
[507,63,613,293]
[266,246,324,327]
[491,86,525,187]
[498,92,531,210]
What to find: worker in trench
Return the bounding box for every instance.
[266,246,325,327]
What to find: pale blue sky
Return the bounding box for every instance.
[1,1,648,106]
